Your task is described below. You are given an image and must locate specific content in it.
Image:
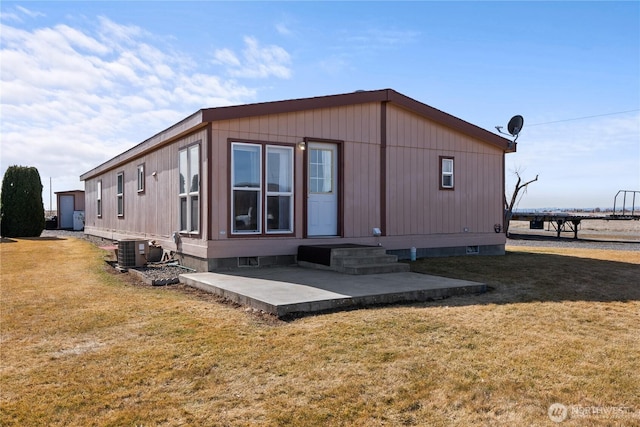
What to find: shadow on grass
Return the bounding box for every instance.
[21,236,68,241]
[410,250,640,305]
[0,236,67,243]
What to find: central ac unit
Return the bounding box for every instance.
[117,240,148,267]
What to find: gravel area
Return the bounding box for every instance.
[127,265,194,286]
[41,230,188,284]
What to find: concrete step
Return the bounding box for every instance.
[338,262,411,275]
[330,246,387,257]
[332,254,400,267]
[297,244,409,275]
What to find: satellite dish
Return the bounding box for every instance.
[507,115,524,137]
[495,114,524,144]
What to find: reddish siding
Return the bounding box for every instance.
[385,104,504,237]
[209,102,382,243]
[81,90,510,264]
[84,129,208,257]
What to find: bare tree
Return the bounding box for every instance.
[504,171,538,236]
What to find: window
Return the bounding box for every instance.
[266,146,293,233]
[179,144,200,233]
[440,157,454,190]
[309,149,333,193]
[97,180,102,218]
[231,142,294,235]
[116,172,124,217]
[232,143,261,233]
[137,164,145,193]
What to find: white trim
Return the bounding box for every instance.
[441,158,454,189]
[178,145,200,233]
[136,164,145,193]
[266,145,294,233]
[231,143,262,234]
[116,172,124,217]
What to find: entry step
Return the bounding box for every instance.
[297,244,410,275]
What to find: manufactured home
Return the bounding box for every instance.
[80,89,515,271]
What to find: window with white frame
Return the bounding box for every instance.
[116,172,124,217]
[97,180,102,217]
[266,146,293,233]
[232,143,261,233]
[137,164,145,193]
[231,142,293,235]
[309,148,333,193]
[440,156,454,190]
[179,144,200,233]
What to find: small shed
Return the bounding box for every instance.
[55,190,85,230]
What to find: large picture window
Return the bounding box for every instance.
[440,156,454,190]
[231,142,293,235]
[116,172,124,217]
[179,144,200,233]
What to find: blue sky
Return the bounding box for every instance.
[1,1,638,210]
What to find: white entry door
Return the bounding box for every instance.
[307,142,338,236]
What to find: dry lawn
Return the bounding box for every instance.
[1,237,639,426]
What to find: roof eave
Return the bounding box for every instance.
[80,110,206,181]
[80,88,516,181]
[385,90,515,152]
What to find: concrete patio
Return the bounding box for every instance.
[179,267,486,317]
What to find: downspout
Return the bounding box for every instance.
[380,101,388,236]
[502,150,506,233]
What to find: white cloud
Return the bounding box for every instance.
[214,36,292,79]
[97,15,144,46]
[15,6,45,19]
[0,14,281,208]
[214,48,241,67]
[276,23,292,36]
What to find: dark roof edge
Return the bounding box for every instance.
[80,110,205,181]
[201,88,513,150]
[385,90,513,150]
[201,89,390,122]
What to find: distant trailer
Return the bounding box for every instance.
[510,190,639,239]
